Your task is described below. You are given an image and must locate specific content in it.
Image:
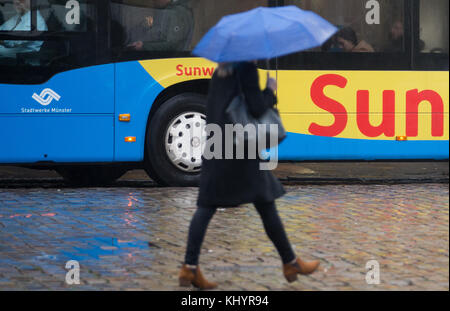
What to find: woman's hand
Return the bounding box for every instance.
[267,77,277,92]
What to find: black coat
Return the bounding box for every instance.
[197,62,285,208]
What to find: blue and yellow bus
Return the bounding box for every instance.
[0,0,448,186]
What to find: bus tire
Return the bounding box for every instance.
[145,93,207,187]
[56,166,127,186]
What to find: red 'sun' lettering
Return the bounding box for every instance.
[406,89,444,137]
[356,90,396,137]
[309,74,348,137]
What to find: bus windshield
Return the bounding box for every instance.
[0,0,95,82]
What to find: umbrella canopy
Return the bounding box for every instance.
[193,6,338,63]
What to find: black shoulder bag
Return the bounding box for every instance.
[225,71,286,150]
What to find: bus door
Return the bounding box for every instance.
[0,0,114,164]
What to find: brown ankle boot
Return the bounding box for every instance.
[283,257,320,283]
[179,265,218,290]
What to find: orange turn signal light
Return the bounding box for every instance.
[125,136,136,142]
[396,136,408,141]
[119,114,131,122]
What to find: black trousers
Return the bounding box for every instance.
[184,201,296,265]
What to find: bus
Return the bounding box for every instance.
[0,0,448,186]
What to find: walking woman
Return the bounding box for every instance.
[179,61,320,289]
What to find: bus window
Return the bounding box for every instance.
[278,0,410,70]
[42,0,92,32]
[285,0,405,53]
[110,0,268,60]
[0,0,96,84]
[110,0,195,54]
[419,0,449,54]
[190,0,269,50]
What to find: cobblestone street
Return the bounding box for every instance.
[0,183,448,291]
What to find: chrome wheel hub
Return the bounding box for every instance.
[165,112,207,173]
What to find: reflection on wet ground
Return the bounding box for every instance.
[0,184,448,290]
[60,237,151,261]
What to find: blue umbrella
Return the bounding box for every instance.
[193,6,338,63]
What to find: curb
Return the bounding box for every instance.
[281,177,449,185]
[0,177,447,189]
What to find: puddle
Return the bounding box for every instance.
[34,252,58,261]
[60,237,151,261]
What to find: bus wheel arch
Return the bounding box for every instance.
[147,79,209,124]
[144,80,209,186]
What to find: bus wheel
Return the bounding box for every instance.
[145,93,207,187]
[56,166,127,186]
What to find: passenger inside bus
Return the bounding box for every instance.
[384,20,404,52]
[334,27,375,53]
[0,0,47,58]
[123,0,194,52]
[321,27,375,53]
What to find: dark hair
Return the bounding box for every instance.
[336,27,358,46]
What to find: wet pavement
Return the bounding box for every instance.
[0,183,448,291]
[0,162,448,186]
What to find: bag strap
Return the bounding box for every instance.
[225,67,245,113]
